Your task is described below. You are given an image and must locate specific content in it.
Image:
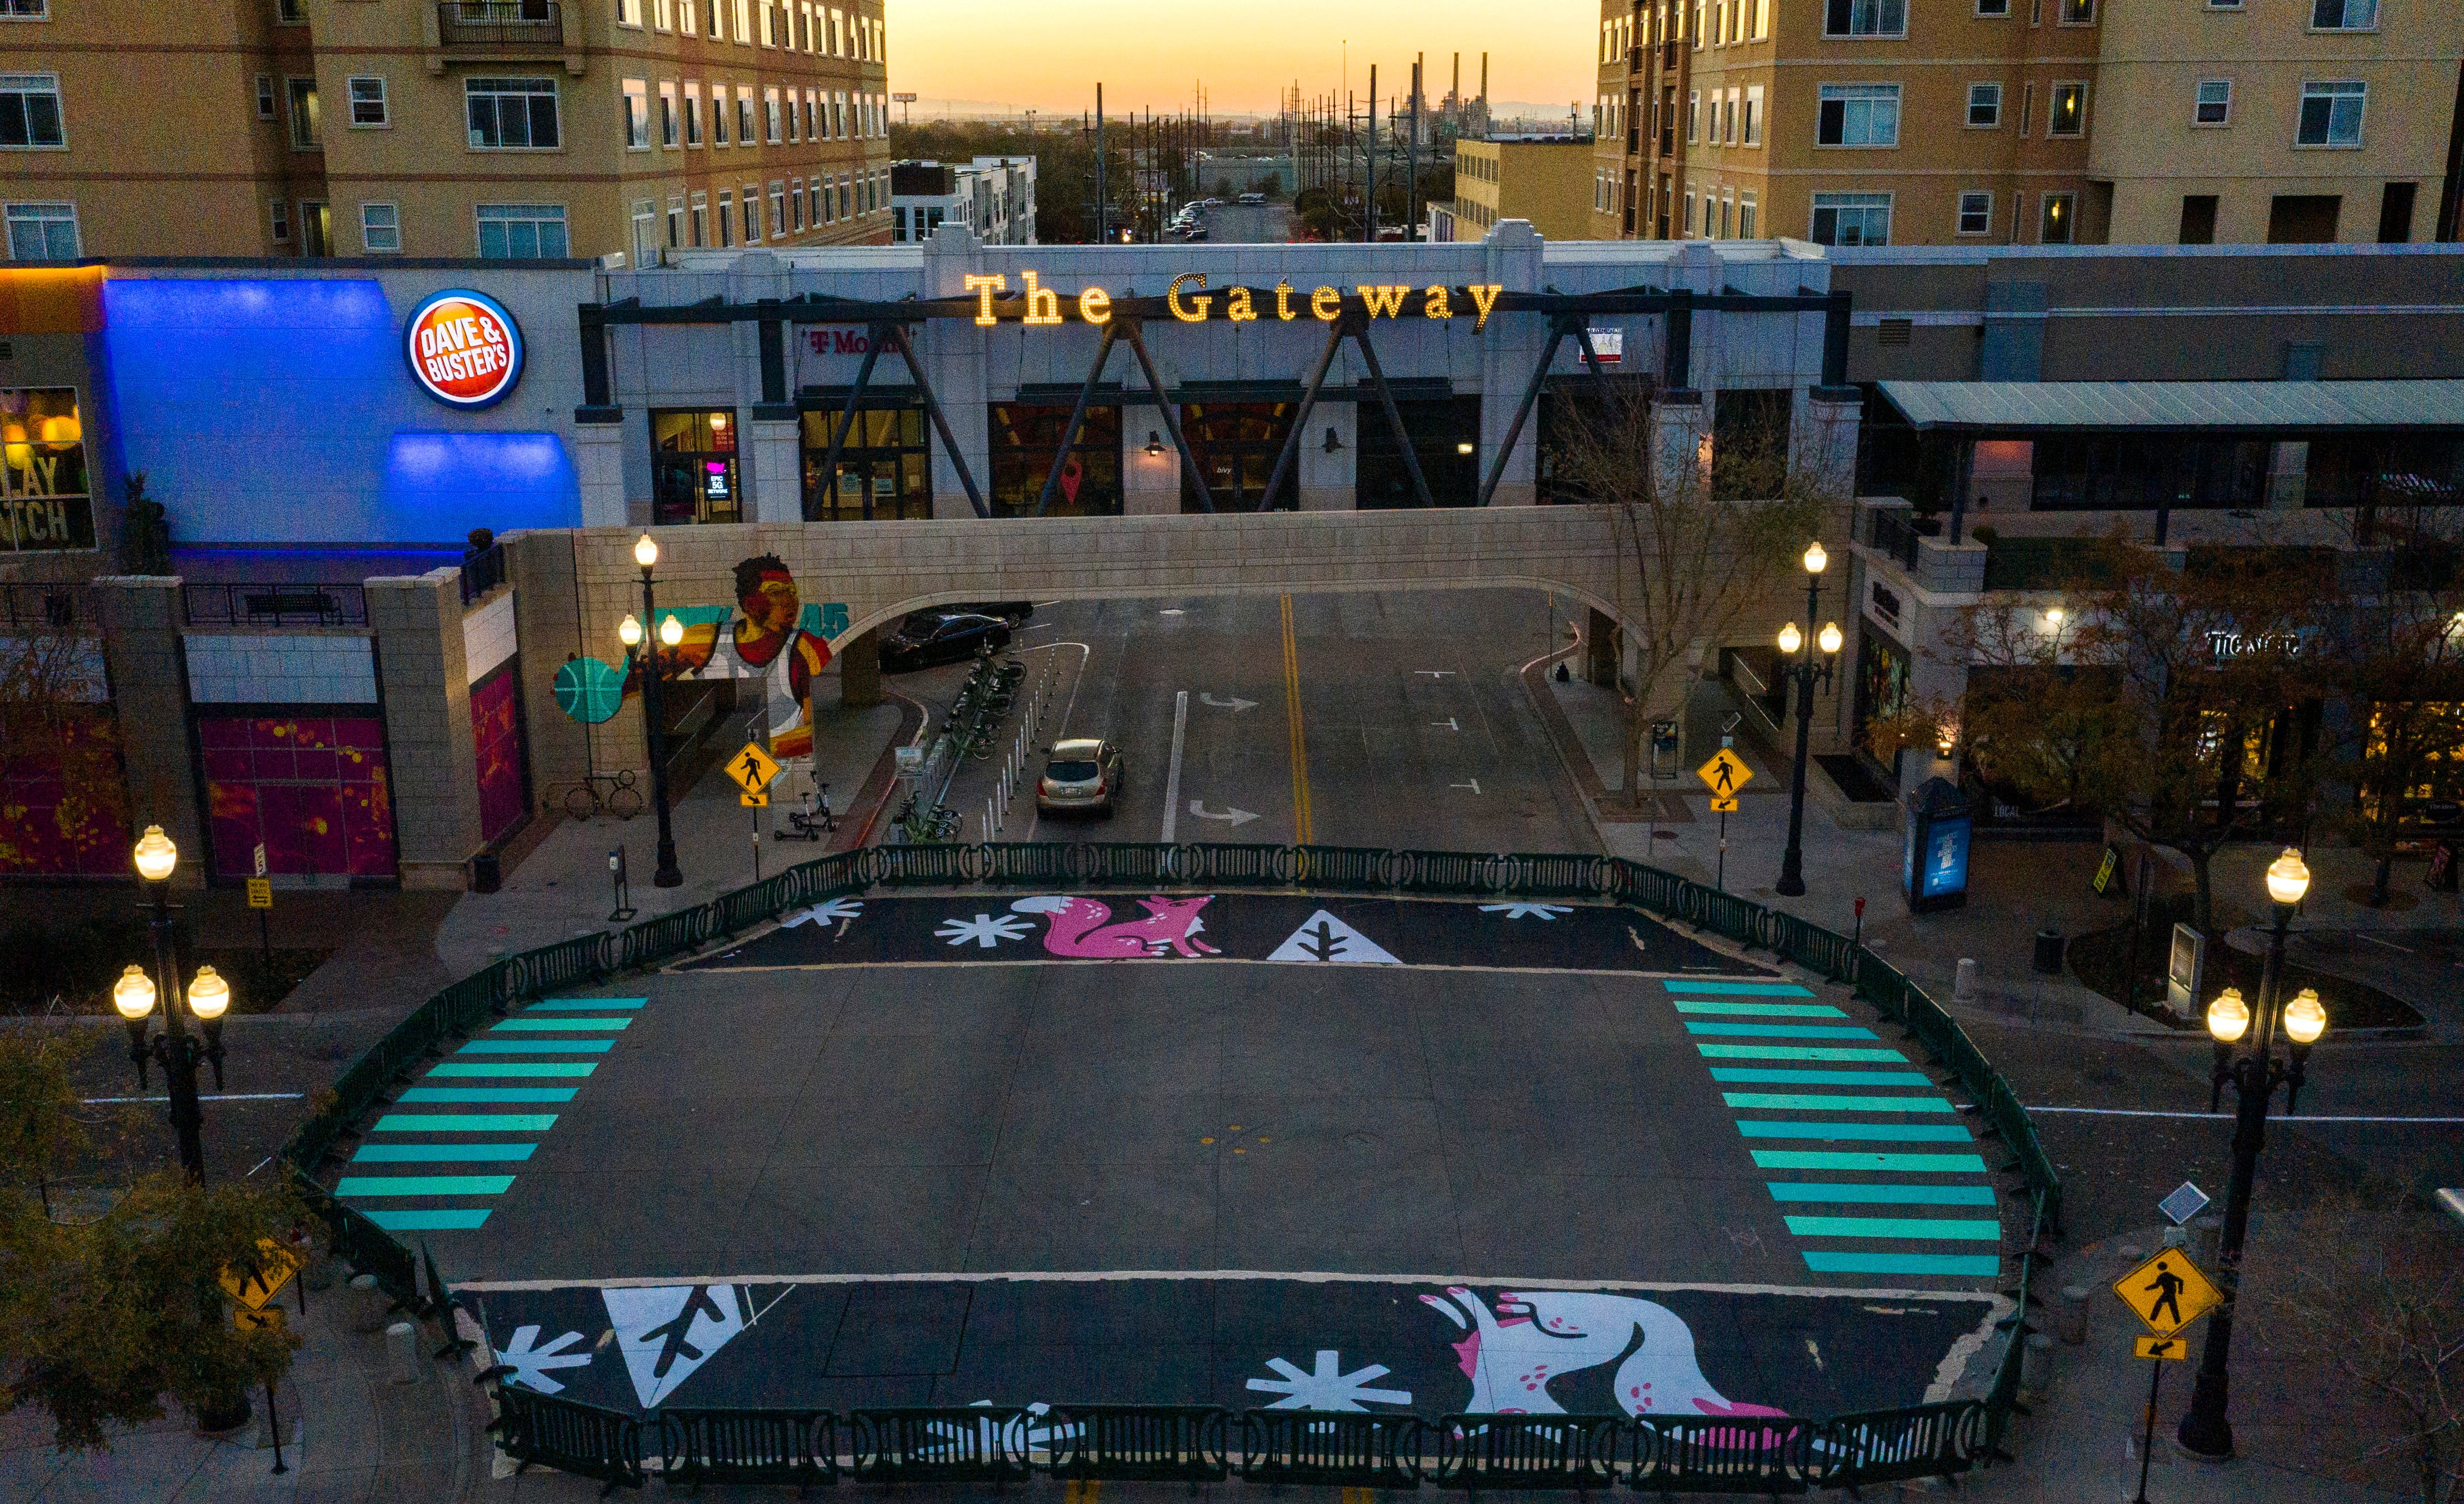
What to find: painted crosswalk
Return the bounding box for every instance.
[336,997,643,1234]
[1661,979,2003,1280]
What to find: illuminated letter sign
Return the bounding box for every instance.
[404,290,524,409]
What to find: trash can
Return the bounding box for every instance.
[469,851,502,894]
[2033,929,2065,975]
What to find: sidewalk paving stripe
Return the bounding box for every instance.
[373,1114,558,1132]
[1722,1094,1956,1113]
[399,1086,581,1102]
[1783,1215,2001,1240]
[1801,1251,2001,1277]
[1684,1023,1881,1039]
[1765,1182,1999,1205]
[1673,1002,1847,1017]
[491,1017,634,1031]
[350,1143,538,1163]
[1751,1149,1990,1172]
[1698,1045,1908,1062]
[1738,1121,1974,1143]
[524,998,647,1011]
[425,1062,598,1077]
[1710,1067,1932,1085]
[457,1039,616,1055]
[1660,980,1818,996]
[362,1209,494,1232]
[336,1175,518,1196]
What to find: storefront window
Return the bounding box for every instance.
[1181,403,1295,513]
[990,403,1121,518]
[0,387,94,552]
[1853,623,1910,775]
[2304,435,2464,509]
[800,403,932,520]
[2030,436,2269,510]
[1357,396,1481,508]
[651,409,741,524]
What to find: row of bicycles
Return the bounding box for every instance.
[895,651,1034,843]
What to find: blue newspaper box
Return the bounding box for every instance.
[1903,776,1972,915]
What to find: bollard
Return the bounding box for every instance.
[1953,957,1980,1004]
[346,1272,387,1334]
[386,1320,421,1384]
[2032,929,2065,975]
[2054,1285,2089,1345]
[2020,1332,2055,1398]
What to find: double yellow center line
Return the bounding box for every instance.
[1279,593,1314,846]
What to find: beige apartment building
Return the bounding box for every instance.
[0,0,893,266]
[1594,0,2463,248]
[1449,136,1594,241]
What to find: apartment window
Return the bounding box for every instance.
[660,81,678,146]
[759,0,775,44]
[347,76,388,127]
[689,192,706,246]
[255,74,276,120]
[618,79,649,147]
[2296,80,2365,147]
[2178,194,2218,244]
[0,73,62,148]
[684,83,703,146]
[716,190,732,246]
[5,202,75,260]
[1976,0,2009,12]
[742,186,759,242]
[808,179,823,223]
[769,180,785,235]
[667,195,683,248]
[789,178,804,230]
[298,201,330,256]
[1723,89,1738,144]
[1824,0,1906,37]
[732,0,751,42]
[1683,190,1695,234]
[2310,0,2375,29]
[801,90,814,139]
[2048,82,2086,137]
[269,197,290,243]
[764,86,782,142]
[2040,192,2075,244]
[1967,83,2001,127]
[1687,89,1700,143]
[1816,83,1900,147]
[619,0,644,24]
[736,87,754,144]
[712,84,729,145]
[784,89,798,141]
[828,6,842,54]
[0,0,48,15]
[476,203,569,258]
[286,78,320,148]
[1957,190,1992,235]
[359,202,401,254]
[678,0,696,30]
[1809,191,1890,246]
[1737,191,1757,238]
[466,78,560,150]
[2195,80,2230,126]
[1743,85,1762,144]
[655,0,672,27]
[2379,182,2416,243]
[276,0,302,20]
[2057,0,2094,21]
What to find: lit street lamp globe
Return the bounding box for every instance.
[186,965,231,1022]
[1818,621,1844,655]
[1803,541,1827,575]
[133,825,178,882]
[1776,621,1802,655]
[2265,848,2312,907]
[2282,988,2326,1046]
[2206,986,2250,1044]
[633,533,660,570]
[113,964,156,1021]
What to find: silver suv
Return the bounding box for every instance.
[1036,738,1125,816]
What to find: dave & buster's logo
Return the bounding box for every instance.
[403,290,524,409]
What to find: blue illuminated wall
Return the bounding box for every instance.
[98,276,582,545]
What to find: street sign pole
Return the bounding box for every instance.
[251,843,272,977]
[1717,808,1728,892]
[2133,1354,2162,1504]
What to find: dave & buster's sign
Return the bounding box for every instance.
[403,290,524,409]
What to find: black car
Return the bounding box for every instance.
[879,612,1011,673]
[898,601,1033,633]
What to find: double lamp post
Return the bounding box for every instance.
[109,824,233,1183]
[618,531,685,889]
[1775,540,1843,898]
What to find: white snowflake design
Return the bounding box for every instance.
[1479,903,1575,920]
[937,913,1034,949]
[1245,1350,1414,1411]
[781,897,865,928]
[492,1325,593,1394]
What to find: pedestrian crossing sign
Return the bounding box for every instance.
[218,1238,303,1311]
[2113,1248,2221,1336]
[1696,749,1754,797]
[1709,795,1740,814]
[2134,1335,2189,1361]
[726,741,781,797]
[740,789,769,808]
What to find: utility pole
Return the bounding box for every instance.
[1365,64,1376,243]
[1094,83,1107,244]
[1408,58,1421,241]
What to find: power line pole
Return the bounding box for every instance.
[1094,83,1107,244]
[1364,65,1376,244]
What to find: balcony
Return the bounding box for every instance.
[437,1,562,47]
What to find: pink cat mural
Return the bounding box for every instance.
[1009,895,1223,959]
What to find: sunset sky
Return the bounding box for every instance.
[886,0,1597,117]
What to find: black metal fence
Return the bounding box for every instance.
[182,580,369,629]
[284,840,2058,1496]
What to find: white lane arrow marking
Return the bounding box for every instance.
[1431,718,1459,731]
[1451,780,1482,794]
[1199,693,1257,712]
[1189,800,1258,827]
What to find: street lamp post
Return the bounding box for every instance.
[1774,541,1841,898]
[2177,847,2328,1459]
[113,826,233,1182]
[628,533,685,888]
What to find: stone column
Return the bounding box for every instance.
[2266,442,2308,510]
[1121,405,1182,515]
[746,416,804,522]
[1793,386,1863,505]
[572,418,631,528]
[1297,403,1355,511]
[920,223,992,520]
[94,576,203,886]
[1479,219,1547,506]
[503,529,591,802]
[366,569,484,891]
[1584,607,1619,687]
[839,627,883,708]
[1651,390,1709,502]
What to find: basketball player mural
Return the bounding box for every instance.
[600,553,847,759]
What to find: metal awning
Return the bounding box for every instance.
[1877,380,2464,436]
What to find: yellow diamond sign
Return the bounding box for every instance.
[1696,748,1754,798]
[218,1238,303,1312]
[726,741,782,797]
[2112,1248,2222,1337]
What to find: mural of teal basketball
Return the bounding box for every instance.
[553,656,626,724]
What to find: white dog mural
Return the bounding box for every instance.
[1418,1288,1792,1422]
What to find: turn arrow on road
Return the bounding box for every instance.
[1199,693,1257,712]
[1189,800,1258,827]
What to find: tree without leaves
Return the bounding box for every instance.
[0,622,130,880]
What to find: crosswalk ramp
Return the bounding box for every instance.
[1663,978,2002,1279]
[335,997,643,1233]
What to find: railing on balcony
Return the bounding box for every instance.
[437,0,561,46]
[1866,507,1931,571]
[459,540,507,607]
[0,580,98,631]
[1978,537,2115,593]
[184,582,369,630]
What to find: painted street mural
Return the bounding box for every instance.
[459,1275,2002,1422]
[684,894,1774,976]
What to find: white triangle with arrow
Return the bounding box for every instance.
[603,1284,754,1409]
[1267,910,1401,965]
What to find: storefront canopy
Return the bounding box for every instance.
[1877,380,2464,437]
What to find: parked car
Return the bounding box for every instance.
[1237,192,1267,206]
[1036,738,1125,816]
[942,600,1035,625]
[879,612,1011,673]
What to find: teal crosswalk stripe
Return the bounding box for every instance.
[336,1175,517,1196]
[1753,1149,1989,1172]
[492,1017,632,1031]
[457,1039,615,1055]
[1675,1001,1847,1017]
[426,1062,597,1077]
[1766,1182,1998,1205]
[1698,1045,1907,1062]
[351,1143,536,1163]
[1723,1094,1955,1113]
[361,1209,493,1232]
[399,1086,579,1102]
[1686,1022,1881,1039]
[373,1114,557,1132]
[1802,1251,2001,1277]
[1784,1215,2001,1240]
[1711,1068,1931,1085]
[525,997,645,1011]
[1660,980,1817,996]
[1738,1121,1973,1143]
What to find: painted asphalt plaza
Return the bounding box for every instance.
[332,893,2019,1420]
